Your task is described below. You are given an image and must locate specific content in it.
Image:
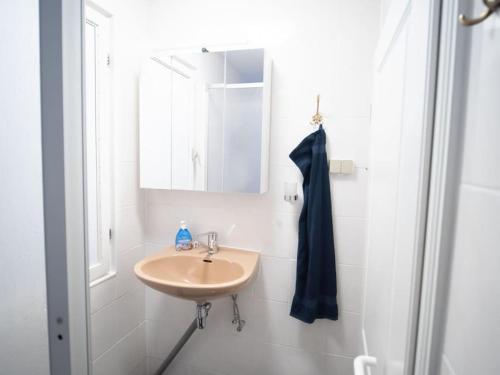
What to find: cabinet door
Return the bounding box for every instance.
[171,70,194,190]
[139,59,172,189]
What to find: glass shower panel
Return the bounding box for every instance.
[207,88,224,192]
[223,88,263,193]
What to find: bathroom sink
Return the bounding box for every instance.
[134,246,259,303]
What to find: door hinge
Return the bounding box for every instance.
[107,54,111,66]
[109,228,112,240]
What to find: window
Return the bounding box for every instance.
[84,5,113,283]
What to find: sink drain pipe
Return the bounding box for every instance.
[154,302,211,375]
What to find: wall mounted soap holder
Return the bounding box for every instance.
[284,182,298,202]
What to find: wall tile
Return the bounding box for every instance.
[331,167,369,218]
[116,245,145,297]
[254,256,291,302]
[144,242,166,257]
[115,286,146,340]
[91,286,146,361]
[260,211,299,258]
[146,317,195,359]
[145,289,193,326]
[90,277,117,314]
[178,335,264,375]
[324,312,363,357]
[269,119,314,166]
[263,300,326,352]
[333,217,367,267]
[324,354,354,375]
[254,344,326,375]
[115,205,144,253]
[91,301,119,360]
[128,357,148,375]
[92,322,147,375]
[147,356,187,375]
[327,117,371,168]
[337,265,365,313]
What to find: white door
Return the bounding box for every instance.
[362,1,439,374]
[435,3,500,374]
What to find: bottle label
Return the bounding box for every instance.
[176,239,192,250]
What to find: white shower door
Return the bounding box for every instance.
[433,3,500,374]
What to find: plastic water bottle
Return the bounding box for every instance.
[175,220,193,250]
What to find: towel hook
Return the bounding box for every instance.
[459,0,500,26]
[310,95,323,126]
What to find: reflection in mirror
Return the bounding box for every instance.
[139,48,271,194]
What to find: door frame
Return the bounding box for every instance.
[39,0,90,374]
[38,0,473,374]
[413,0,471,374]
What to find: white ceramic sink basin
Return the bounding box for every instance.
[134,246,259,303]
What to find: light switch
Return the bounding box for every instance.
[329,160,342,174]
[341,160,354,174]
[329,159,355,174]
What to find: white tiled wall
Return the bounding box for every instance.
[88,0,151,373]
[143,1,381,374]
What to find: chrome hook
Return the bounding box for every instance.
[459,0,500,26]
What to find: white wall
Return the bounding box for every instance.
[88,1,151,374]
[0,2,50,374]
[439,8,500,374]
[380,0,394,25]
[144,0,380,374]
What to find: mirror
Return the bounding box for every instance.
[139,48,272,194]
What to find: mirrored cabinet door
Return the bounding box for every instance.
[139,48,272,194]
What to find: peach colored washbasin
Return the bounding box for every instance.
[134,246,259,303]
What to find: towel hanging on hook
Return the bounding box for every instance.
[289,118,338,323]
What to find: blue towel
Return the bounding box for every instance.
[289,125,338,323]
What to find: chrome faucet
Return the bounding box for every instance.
[193,231,219,255]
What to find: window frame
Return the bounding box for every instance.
[84,5,114,285]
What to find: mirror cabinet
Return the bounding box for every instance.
[139,48,272,194]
